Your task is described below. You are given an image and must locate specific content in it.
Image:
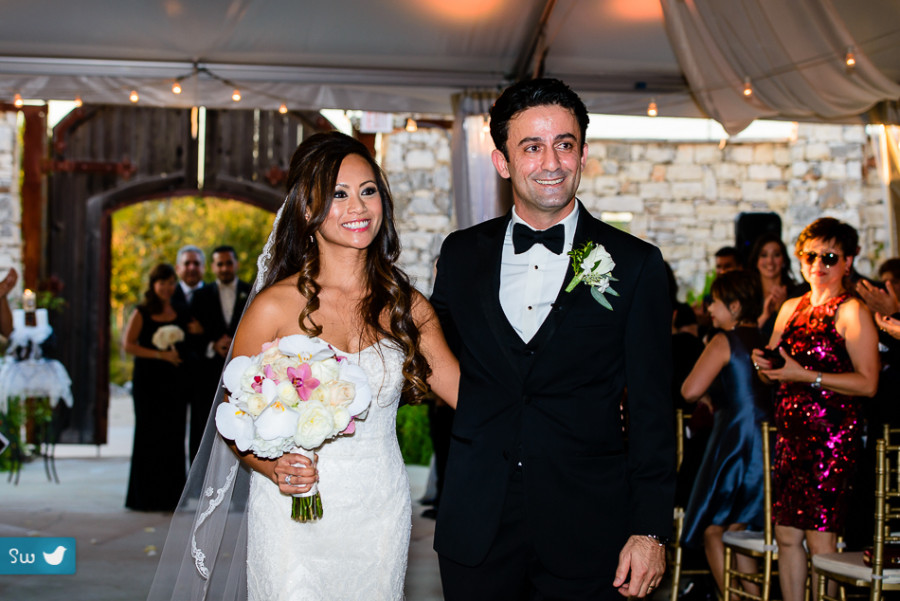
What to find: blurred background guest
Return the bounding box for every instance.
[188,245,250,462]
[752,217,879,601]
[714,246,744,275]
[680,270,769,596]
[122,263,188,511]
[747,233,807,342]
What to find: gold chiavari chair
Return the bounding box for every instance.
[812,425,900,601]
[669,409,712,601]
[722,421,777,601]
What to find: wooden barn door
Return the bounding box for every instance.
[46,106,322,444]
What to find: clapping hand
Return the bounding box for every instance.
[876,313,900,341]
[857,279,900,316]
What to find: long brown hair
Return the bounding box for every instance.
[263,132,430,405]
[139,263,177,316]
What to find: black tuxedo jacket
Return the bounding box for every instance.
[189,280,251,372]
[431,203,675,578]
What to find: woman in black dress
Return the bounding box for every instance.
[122,263,188,511]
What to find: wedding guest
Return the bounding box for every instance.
[122,263,188,511]
[681,270,769,596]
[172,245,205,309]
[848,257,900,549]
[187,245,251,462]
[714,246,743,275]
[747,233,807,342]
[752,217,879,601]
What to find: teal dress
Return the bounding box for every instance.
[682,326,770,548]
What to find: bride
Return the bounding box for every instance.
[147,131,459,601]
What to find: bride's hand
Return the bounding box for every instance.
[273,451,318,495]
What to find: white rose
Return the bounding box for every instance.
[245,393,269,416]
[293,400,336,450]
[276,380,300,407]
[250,436,287,459]
[310,357,341,384]
[311,380,356,407]
[580,244,615,279]
[332,407,351,433]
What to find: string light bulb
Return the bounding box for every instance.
[845,47,856,69]
[231,89,241,102]
[647,99,658,117]
[405,118,417,132]
[129,90,139,103]
[13,94,23,108]
[172,81,183,95]
[742,77,753,97]
[74,96,83,107]
[278,103,288,114]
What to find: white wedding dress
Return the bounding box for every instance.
[246,341,410,601]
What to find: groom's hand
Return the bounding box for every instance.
[613,535,666,598]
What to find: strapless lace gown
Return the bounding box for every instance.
[246,341,410,601]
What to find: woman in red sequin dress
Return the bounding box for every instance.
[752,218,879,601]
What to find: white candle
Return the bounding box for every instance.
[12,308,24,330]
[22,289,36,312]
[36,308,48,328]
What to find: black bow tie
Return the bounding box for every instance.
[512,223,565,255]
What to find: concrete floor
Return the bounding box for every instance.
[0,387,444,601]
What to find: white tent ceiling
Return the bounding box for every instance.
[0,0,898,124]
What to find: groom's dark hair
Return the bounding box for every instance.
[489,78,589,160]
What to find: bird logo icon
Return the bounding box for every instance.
[42,545,67,566]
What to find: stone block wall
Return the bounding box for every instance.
[382,129,454,294]
[0,112,21,282]
[577,123,888,299]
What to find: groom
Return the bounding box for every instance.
[431,78,675,600]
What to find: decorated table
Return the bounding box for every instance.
[0,305,72,483]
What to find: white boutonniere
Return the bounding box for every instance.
[564,241,619,310]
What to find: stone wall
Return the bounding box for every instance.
[0,114,890,303]
[0,112,21,284]
[577,123,888,298]
[384,122,890,300]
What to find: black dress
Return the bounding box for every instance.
[682,326,771,548]
[125,306,188,511]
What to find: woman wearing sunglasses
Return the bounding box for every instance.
[751,217,879,601]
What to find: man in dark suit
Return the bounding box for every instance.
[172,245,205,312]
[188,245,250,461]
[431,78,675,600]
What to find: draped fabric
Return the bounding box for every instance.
[869,124,900,256]
[660,0,900,135]
[450,91,508,230]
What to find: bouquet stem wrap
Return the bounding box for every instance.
[290,447,322,522]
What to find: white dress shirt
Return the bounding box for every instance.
[499,205,579,342]
[217,279,237,325]
[179,280,202,304]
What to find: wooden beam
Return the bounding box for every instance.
[20,106,46,290]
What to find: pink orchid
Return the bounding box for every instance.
[251,374,264,393]
[264,364,278,383]
[342,417,356,435]
[287,363,320,401]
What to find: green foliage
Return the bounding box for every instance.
[111,196,274,312]
[110,196,274,385]
[685,269,716,306]
[395,403,433,466]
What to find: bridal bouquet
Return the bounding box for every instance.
[152,324,185,350]
[215,335,372,521]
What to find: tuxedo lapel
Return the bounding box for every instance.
[475,216,525,374]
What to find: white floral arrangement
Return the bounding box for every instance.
[215,334,371,521]
[151,324,185,350]
[565,241,619,309]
